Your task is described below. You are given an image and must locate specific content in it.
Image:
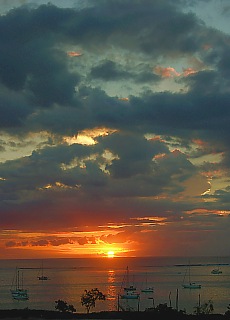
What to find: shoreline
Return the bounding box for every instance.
[0,309,227,320]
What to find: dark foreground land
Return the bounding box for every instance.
[0,309,229,320]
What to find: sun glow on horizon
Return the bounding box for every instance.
[107,250,115,258]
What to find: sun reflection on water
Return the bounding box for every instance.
[107,270,117,310]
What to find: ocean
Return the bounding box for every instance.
[0,256,229,315]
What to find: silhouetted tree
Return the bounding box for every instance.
[225,303,230,316]
[55,299,76,313]
[194,299,214,315]
[81,288,105,313]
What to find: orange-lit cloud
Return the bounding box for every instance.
[154,66,198,78]
[182,67,197,76]
[154,66,181,78]
[147,135,166,143]
[185,208,230,217]
[192,139,207,147]
[67,51,82,57]
[63,127,117,146]
[154,153,167,160]
[39,181,80,191]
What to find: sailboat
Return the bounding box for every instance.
[182,262,201,289]
[37,260,48,280]
[211,267,222,274]
[211,257,222,274]
[141,273,154,293]
[10,267,29,300]
[120,266,140,299]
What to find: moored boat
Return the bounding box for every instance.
[120,267,140,299]
[37,260,49,280]
[141,286,154,293]
[182,261,201,289]
[211,268,222,274]
[182,282,201,289]
[141,273,154,293]
[10,268,29,300]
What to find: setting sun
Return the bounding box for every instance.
[107,251,115,258]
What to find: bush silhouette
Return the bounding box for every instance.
[55,299,76,313]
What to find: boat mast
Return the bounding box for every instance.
[126,266,129,287]
[17,268,20,290]
[188,261,191,284]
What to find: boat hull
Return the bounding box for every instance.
[11,289,29,300]
[182,283,201,289]
[141,288,154,293]
[38,276,48,280]
[120,294,140,299]
[120,287,140,299]
[211,269,222,274]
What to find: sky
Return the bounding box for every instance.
[0,0,230,259]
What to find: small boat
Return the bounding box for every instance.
[37,260,49,280]
[38,275,48,280]
[121,285,140,299]
[141,274,154,293]
[120,267,140,299]
[141,286,154,293]
[182,261,201,289]
[211,258,223,274]
[211,267,222,274]
[182,282,201,289]
[10,268,29,300]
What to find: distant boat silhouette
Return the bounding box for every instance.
[211,268,222,274]
[211,257,223,274]
[182,261,201,289]
[141,273,154,293]
[37,260,49,280]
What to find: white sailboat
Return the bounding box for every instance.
[182,262,201,289]
[120,266,140,299]
[141,273,154,293]
[10,267,29,300]
[37,260,48,280]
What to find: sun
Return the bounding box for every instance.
[107,251,115,258]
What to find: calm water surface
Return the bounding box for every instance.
[0,256,229,314]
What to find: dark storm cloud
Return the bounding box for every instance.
[64,0,204,55]
[125,88,230,142]
[5,235,102,248]
[0,0,229,134]
[0,4,80,115]
[90,60,160,84]
[90,60,131,81]
[134,70,160,84]
[98,132,168,179]
[25,79,230,139]
[0,129,196,231]
[0,142,96,194]
[0,86,31,128]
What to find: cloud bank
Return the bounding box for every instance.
[0,0,230,258]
